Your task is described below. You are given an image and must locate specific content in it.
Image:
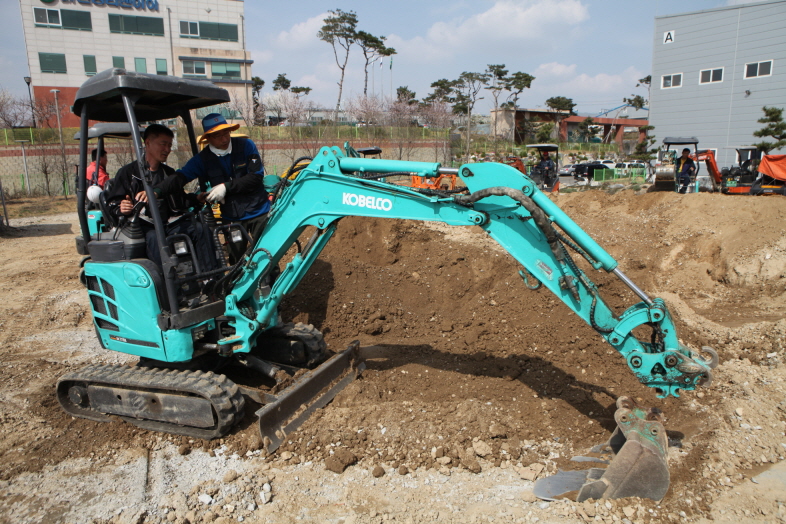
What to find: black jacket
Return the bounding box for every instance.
[105,161,178,224]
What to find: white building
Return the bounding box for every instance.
[18,0,252,127]
[649,0,786,166]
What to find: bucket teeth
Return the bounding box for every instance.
[533,396,670,502]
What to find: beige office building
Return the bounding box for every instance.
[18,0,252,126]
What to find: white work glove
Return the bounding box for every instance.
[206,183,227,204]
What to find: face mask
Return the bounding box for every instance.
[209,141,232,157]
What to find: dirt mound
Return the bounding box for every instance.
[1,191,785,523]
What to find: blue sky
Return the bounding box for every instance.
[2,0,757,115]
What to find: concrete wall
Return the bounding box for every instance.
[650,0,786,167]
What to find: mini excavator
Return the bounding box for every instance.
[62,69,718,502]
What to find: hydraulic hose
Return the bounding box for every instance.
[454,187,564,264]
[455,187,617,333]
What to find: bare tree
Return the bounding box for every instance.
[231,91,266,165]
[263,91,288,128]
[485,64,508,142]
[454,72,490,163]
[318,9,358,121]
[421,101,453,164]
[385,94,418,160]
[0,88,27,128]
[31,97,62,196]
[344,93,384,128]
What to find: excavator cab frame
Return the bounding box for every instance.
[721,146,770,195]
[525,143,560,192]
[74,122,144,236]
[652,137,701,192]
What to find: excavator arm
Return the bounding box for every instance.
[225,146,716,398]
[693,150,723,189]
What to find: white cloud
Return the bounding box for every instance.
[517,65,645,111]
[565,66,642,94]
[274,13,328,50]
[250,49,274,65]
[534,62,577,78]
[388,0,589,63]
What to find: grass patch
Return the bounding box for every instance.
[4,196,75,219]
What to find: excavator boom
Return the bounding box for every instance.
[230,147,716,398]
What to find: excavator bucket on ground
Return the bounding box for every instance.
[533,396,670,502]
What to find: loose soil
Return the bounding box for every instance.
[0,190,785,524]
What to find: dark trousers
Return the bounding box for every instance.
[227,213,268,264]
[144,219,218,273]
[678,174,691,194]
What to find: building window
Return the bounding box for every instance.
[181,21,238,42]
[34,8,91,30]
[211,61,241,80]
[182,60,206,77]
[34,7,60,27]
[661,73,682,89]
[84,55,97,76]
[699,68,723,84]
[156,59,167,75]
[745,60,772,79]
[39,52,67,74]
[113,56,125,69]
[135,58,147,74]
[109,14,164,36]
[61,10,92,31]
[179,20,199,37]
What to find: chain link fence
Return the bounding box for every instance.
[0,125,456,199]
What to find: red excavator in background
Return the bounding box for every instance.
[690,149,722,192]
[680,147,785,196]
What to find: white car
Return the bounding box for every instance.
[558,164,576,176]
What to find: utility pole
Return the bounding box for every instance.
[24,76,36,128]
[50,89,68,194]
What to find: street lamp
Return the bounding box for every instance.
[24,76,36,128]
[51,89,68,193]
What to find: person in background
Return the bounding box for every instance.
[537,150,555,172]
[87,148,109,189]
[677,148,696,194]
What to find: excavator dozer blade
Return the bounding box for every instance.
[534,396,670,502]
[255,341,365,453]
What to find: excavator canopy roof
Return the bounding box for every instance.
[663,137,699,146]
[73,123,142,141]
[72,68,230,122]
[526,144,559,152]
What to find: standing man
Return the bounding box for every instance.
[677,148,696,194]
[172,113,269,261]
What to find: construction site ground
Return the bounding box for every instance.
[1,189,785,524]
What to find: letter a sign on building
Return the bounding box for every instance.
[663,31,675,44]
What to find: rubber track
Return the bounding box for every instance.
[57,364,245,440]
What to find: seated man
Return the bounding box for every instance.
[676,148,696,194]
[104,124,218,273]
[87,148,109,189]
[163,113,269,263]
[537,151,555,172]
